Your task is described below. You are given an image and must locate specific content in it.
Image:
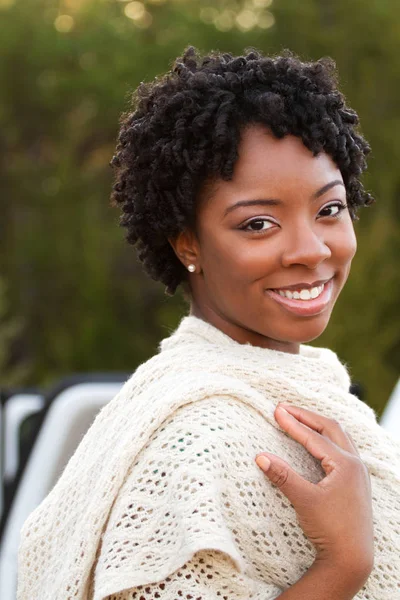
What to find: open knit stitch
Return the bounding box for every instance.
[17,315,400,600]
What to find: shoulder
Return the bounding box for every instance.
[129,395,278,475]
[93,398,277,587]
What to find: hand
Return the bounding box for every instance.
[255,404,374,578]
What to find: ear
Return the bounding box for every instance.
[168,229,201,273]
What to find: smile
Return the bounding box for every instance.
[265,278,334,316]
[272,283,325,301]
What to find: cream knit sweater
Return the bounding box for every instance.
[17,316,400,600]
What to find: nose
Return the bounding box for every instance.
[280,225,331,269]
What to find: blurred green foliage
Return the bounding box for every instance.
[0,277,31,385]
[0,0,399,414]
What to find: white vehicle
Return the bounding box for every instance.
[1,392,44,520]
[0,374,128,600]
[380,378,400,438]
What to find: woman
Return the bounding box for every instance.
[17,47,400,600]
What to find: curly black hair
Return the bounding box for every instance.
[110,46,374,295]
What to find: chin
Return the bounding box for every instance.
[275,314,332,345]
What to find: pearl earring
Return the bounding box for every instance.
[187,264,196,273]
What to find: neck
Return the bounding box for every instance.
[189,302,301,354]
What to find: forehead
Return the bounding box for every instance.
[202,125,342,206]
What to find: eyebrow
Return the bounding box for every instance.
[314,180,345,198]
[223,180,345,216]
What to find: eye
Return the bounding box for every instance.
[240,218,276,233]
[319,201,348,218]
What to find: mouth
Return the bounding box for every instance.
[265,278,334,317]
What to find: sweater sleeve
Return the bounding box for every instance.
[103,549,283,600]
[91,395,317,600]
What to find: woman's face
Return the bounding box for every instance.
[174,125,357,353]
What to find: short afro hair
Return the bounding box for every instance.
[110,46,374,295]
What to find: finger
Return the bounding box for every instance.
[277,403,358,456]
[274,406,341,469]
[255,452,314,506]
[344,431,361,457]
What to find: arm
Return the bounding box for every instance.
[275,560,370,600]
[256,403,374,600]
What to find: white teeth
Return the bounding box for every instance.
[276,284,324,301]
[300,289,312,300]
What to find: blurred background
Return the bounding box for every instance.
[1,0,400,420]
[1,2,400,595]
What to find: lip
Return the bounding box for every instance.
[265,278,334,317]
[268,278,332,292]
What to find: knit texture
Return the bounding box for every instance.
[17,316,400,600]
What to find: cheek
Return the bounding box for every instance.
[333,220,357,263]
[329,221,357,290]
[203,234,271,284]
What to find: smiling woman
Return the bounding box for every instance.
[16,47,400,600]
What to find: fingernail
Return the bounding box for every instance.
[277,405,289,413]
[256,456,271,471]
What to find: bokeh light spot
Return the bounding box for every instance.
[124,1,146,20]
[252,0,273,8]
[258,10,275,29]
[54,15,74,33]
[200,7,219,25]
[133,10,153,28]
[235,9,258,31]
[64,0,83,11]
[0,0,15,8]
[214,10,235,32]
